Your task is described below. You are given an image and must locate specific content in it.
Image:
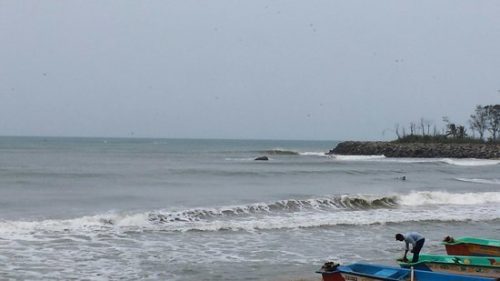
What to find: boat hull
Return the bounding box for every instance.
[328,263,498,281]
[339,272,387,281]
[319,271,345,281]
[443,237,500,257]
[445,244,500,257]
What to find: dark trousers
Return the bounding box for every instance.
[412,238,425,263]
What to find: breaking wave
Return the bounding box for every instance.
[330,155,386,161]
[386,158,500,166]
[328,155,500,166]
[1,191,498,235]
[260,149,300,155]
[398,191,500,205]
[439,158,500,166]
[144,191,500,223]
[299,152,328,157]
[144,195,399,223]
[224,151,326,161]
[455,178,500,185]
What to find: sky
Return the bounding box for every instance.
[1,1,499,141]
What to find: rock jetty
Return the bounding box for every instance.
[329,141,500,159]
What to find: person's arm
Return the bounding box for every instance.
[403,241,409,259]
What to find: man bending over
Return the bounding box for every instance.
[395,232,425,263]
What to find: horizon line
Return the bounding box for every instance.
[0,134,345,142]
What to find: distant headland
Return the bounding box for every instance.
[329,104,500,159]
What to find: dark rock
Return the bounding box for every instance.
[329,141,500,159]
[254,156,269,161]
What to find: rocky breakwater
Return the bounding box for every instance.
[329,141,500,159]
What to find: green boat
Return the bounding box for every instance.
[399,254,500,278]
[442,236,500,256]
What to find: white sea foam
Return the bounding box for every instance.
[328,155,500,166]
[380,158,442,164]
[262,148,300,155]
[3,204,496,235]
[299,152,328,157]
[224,151,326,160]
[387,158,500,166]
[398,191,500,206]
[330,155,386,161]
[455,178,500,185]
[1,191,498,236]
[439,158,500,166]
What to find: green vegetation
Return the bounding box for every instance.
[393,135,484,144]
[394,104,500,143]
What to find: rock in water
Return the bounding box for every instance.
[254,156,269,161]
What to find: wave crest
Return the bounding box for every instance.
[327,155,500,166]
[330,155,386,161]
[455,178,500,185]
[261,149,300,155]
[440,158,500,166]
[1,191,499,235]
[146,195,398,224]
[399,191,500,205]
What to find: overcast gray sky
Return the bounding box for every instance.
[1,1,499,140]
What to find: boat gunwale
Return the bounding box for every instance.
[338,268,406,281]
[401,261,498,269]
[442,237,500,248]
[399,255,500,269]
[334,263,500,281]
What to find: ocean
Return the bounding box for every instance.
[0,137,498,280]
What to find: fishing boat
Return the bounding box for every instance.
[398,254,500,278]
[442,236,500,256]
[316,262,498,281]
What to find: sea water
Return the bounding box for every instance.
[0,137,498,280]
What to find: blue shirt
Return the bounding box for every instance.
[404,232,424,250]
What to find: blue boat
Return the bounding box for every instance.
[317,262,498,281]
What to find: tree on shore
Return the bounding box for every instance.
[469,105,488,140]
[442,117,467,139]
[394,123,401,139]
[419,118,431,136]
[485,105,500,141]
[393,104,500,143]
